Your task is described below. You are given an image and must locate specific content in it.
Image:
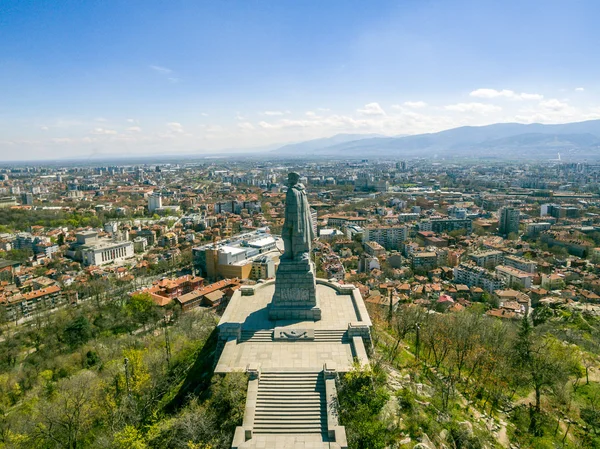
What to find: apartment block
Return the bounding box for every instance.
[495,265,533,289]
[363,225,408,250]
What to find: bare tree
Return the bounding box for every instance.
[33,370,100,449]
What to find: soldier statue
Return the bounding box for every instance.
[281,172,315,261]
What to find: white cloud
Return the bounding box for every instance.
[402,101,428,108]
[357,102,386,116]
[513,98,581,123]
[126,126,142,133]
[237,122,255,131]
[201,112,209,117]
[167,122,184,133]
[575,87,585,92]
[150,65,172,74]
[51,137,74,143]
[127,118,137,123]
[262,110,291,116]
[470,88,543,100]
[256,107,458,137]
[539,99,570,111]
[444,102,502,113]
[40,126,49,131]
[90,127,117,135]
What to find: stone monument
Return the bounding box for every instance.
[268,172,321,320]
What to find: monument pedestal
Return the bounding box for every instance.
[269,257,321,321]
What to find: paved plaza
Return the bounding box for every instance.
[216,279,371,449]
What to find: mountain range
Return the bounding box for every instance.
[272,119,600,160]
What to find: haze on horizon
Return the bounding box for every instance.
[1,0,600,161]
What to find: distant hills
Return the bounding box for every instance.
[273,133,384,155]
[272,120,600,160]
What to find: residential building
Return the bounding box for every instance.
[175,279,239,312]
[134,275,204,306]
[495,265,533,289]
[540,231,592,257]
[430,218,472,234]
[503,254,537,274]
[363,226,407,250]
[327,215,369,228]
[251,255,276,280]
[541,203,580,219]
[411,251,438,271]
[358,255,380,273]
[469,250,504,268]
[453,263,505,292]
[541,273,565,290]
[398,213,420,223]
[526,222,552,236]
[499,207,520,236]
[133,236,148,252]
[3,285,63,321]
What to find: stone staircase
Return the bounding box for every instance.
[253,371,327,435]
[240,330,273,342]
[314,329,348,343]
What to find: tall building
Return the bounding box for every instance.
[21,192,33,205]
[364,226,408,250]
[148,193,162,213]
[499,207,520,236]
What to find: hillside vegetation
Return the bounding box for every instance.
[0,290,247,449]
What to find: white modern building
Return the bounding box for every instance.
[148,193,162,213]
[82,240,134,266]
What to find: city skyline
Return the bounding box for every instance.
[2,0,600,160]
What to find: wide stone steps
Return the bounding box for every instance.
[314,329,348,342]
[239,329,348,343]
[253,371,326,435]
[239,330,273,342]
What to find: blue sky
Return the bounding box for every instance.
[1,0,599,160]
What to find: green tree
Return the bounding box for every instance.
[114,425,148,449]
[336,363,394,449]
[62,315,92,348]
[127,293,160,328]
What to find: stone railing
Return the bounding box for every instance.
[324,363,348,449]
[231,363,260,448]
